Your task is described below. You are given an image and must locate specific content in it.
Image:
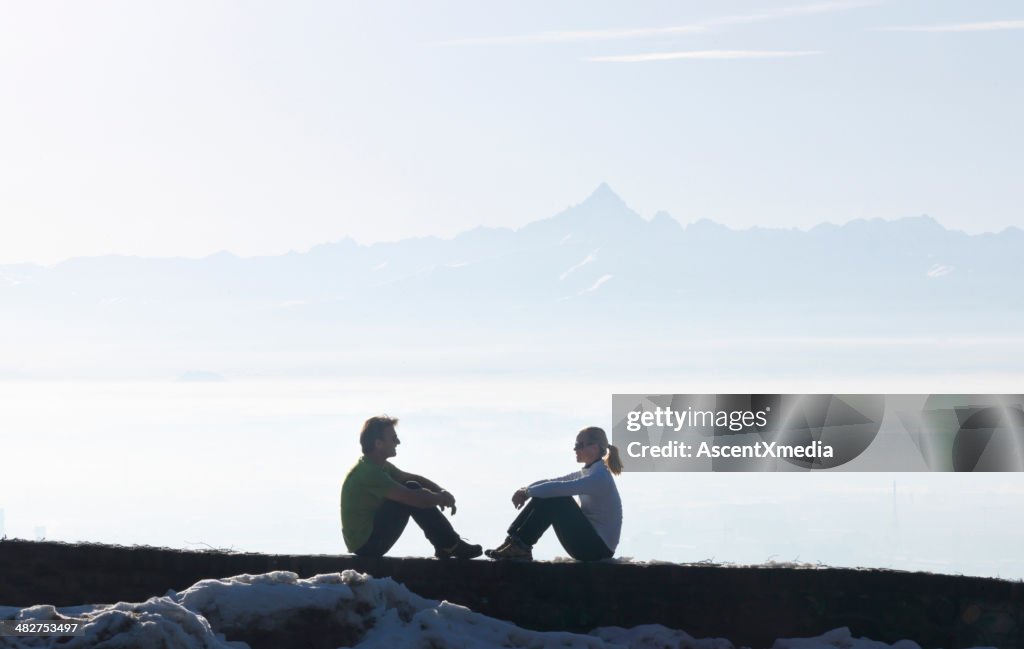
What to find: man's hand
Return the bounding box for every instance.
[512,488,529,509]
[437,490,457,515]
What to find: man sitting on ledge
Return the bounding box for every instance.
[340,415,482,559]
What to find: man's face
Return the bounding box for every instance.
[376,425,400,458]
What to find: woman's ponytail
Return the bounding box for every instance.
[579,426,623,476]
[605,444,623,475]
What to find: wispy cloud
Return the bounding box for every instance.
[586,50,822,63]
[878,19,1024,33]
[440,0,881,46]
[442,25,706,46]
[706,0,884,28]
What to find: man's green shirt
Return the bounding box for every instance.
[340,457,403,551]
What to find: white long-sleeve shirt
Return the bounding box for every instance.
[526,460,622,551]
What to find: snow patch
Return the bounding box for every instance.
[561,249,599,280]
[593,624,736,649]
[771,626,927,649]
[0,572,991,649]
[926,264,955,278]
[583,274,613,294]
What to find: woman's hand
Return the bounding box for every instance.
[511,488,529,509]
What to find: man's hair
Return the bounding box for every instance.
[360,415,399,455]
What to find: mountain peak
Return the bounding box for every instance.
[650,210,682,232]
[518,183,642,239]
[579,182,627,209]
[685,218,730,233]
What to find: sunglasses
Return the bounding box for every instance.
[574,441,596,450]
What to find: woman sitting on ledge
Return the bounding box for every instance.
[486,426,623,561]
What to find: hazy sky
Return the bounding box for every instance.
[2,0,1022,264]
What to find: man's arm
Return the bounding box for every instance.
[393,469,443,492]
[387,465,457,513]
[385,483,455,510]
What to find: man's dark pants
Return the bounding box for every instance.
[354,481,459,557]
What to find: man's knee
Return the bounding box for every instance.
[354,546,384,558]
[378,497,416,517]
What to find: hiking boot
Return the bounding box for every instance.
[483,535,514,558]
[435,539,483,559]
[485,538,533,561]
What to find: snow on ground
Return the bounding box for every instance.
[0,571,995,649]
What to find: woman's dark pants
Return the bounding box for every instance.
[507,496,613,561]
[354,481,459,557]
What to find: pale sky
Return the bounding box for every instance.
[2,0,1022,264]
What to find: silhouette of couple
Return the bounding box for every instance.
[340,415,623,561]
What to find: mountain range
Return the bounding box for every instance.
[4,183,1021,310]
[2,184,1022,376]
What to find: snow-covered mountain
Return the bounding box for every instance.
[2,185,1021,376]
[4,184,1019,313]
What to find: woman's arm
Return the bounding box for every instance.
[527,470,600,498]
[512,487,529,509]
[513,470,582,508]
[526,470,579,489]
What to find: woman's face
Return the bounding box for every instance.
[574,432,603,465]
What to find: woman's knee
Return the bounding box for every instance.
[568,547,613,562]
[533,495,575,509]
